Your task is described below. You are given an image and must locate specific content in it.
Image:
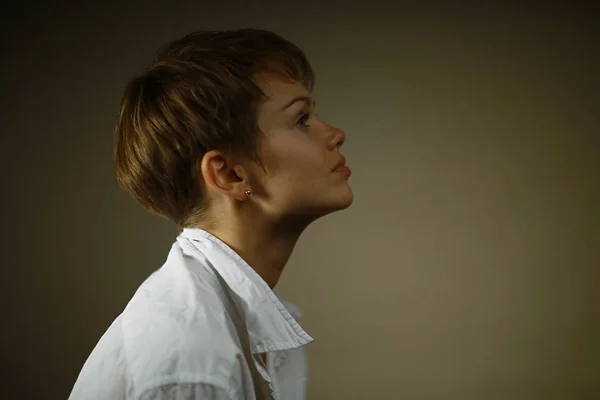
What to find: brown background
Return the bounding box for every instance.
[1,2,599,399]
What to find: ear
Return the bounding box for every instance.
[199,150,250,201]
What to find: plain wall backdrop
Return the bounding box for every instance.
[1,2,598,399]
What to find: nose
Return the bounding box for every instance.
[327,124,346,150]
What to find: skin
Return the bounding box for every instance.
[198,73,353,289]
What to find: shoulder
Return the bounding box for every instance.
[120,242,256,398]
[72,245,249,399]
[69,315,129,399]
[122,264,247,398]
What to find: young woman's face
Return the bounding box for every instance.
[247,74,353,220]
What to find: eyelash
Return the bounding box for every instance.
[297,111,315,128]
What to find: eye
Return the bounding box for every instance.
[297,112,311,128]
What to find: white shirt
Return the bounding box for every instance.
[69,228,314,400]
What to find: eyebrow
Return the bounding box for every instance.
[280,96,315,111]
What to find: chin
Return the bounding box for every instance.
[335,188,354,211]
[288,185,354,220]
[318,185,354,216]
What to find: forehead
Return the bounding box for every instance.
[255,73,311,109]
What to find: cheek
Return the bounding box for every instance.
[287,138,327,168]
[259,133,330,193]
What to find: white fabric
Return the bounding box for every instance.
[69,228,314,400]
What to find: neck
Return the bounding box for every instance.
[201,213,313,288]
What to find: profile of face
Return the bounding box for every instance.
[247,75,353,222]
[247,73,354,222]
[201,73,353,227]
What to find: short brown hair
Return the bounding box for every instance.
[114,29,315,227]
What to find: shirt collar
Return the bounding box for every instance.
[177,228,314,354]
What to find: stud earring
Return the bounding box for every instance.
[245,190,252,197]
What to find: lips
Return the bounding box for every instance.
[332,156,347,171]
[332,156,351,176]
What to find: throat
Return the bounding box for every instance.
[203,223,304,289]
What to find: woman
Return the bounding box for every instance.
[69,28,353,400]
